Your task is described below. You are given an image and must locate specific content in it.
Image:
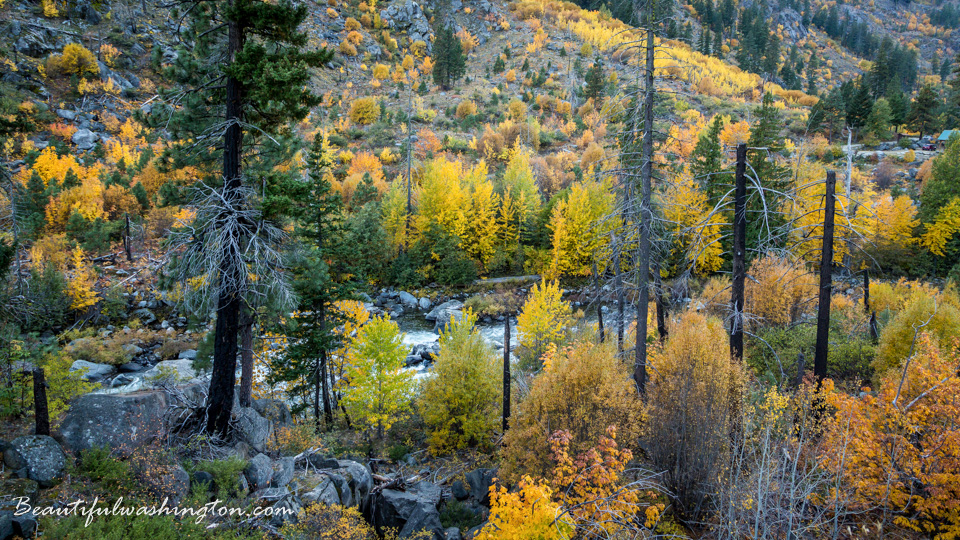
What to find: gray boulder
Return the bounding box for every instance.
[178,349,198,360]
[399,502,445,539]
[69,359,116,381]
[60,392,167,457]
[426,300,463,321]
[367,489,428,533]
[419,297,433,310]
[244,453,273,491]
[3,436,66,488]
[0,512,13,540]
[445,527,463,540]
[233,406,272,453]
[270,457,295,488]
[399,291,419,309]
[143,359,196,383]
[71,128,98,150]
[110,374,137,387]
[252,399,292,427]
[302,476,342,506]
[142,465,190,504]
[465,468,497,507]
[131,307,156,324]
[56,109,77,121]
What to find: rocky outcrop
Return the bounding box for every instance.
[60,391,168,457]
[379,0,433,52]
[244,453,274,491]
[3,436,66,488]
[69,359,116,382]
[233,406,272,453]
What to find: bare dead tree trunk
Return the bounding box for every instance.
[206,13,245,437]
[633,1,656,395]
[730,143,747,363]
[795,352,806,388]
[32,368,50,436]
[238,306,254,408]
[502,316,511,433]
[814,171,837,384]
[613,237,625,354]
[869,311,879,343]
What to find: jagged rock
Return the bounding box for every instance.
[118,362,144,373]
[465,469,497,507]
[244,453,273,491]
[3,436,66,488]
[110,374,137,387]
[192,471,215,491]
[131,307,156,324]
[56,109,77,121]
[451,480,469,501]
[445,527,463,540]
[69,360,116,381]
[0,512,13,540]
[367,489,427,533]
[379,0,434,52]
[12,511,37,539]
[308,455,341,470]
[269,492,302,527]
[0,478,39,510]
[302,476,341,506]
[776,8,808,41]
[60,391,168,457]
[70,1,102,24]
[233,407,272,453]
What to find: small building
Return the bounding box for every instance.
[937,130,958,149]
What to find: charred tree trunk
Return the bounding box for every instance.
[502,316,511,433]
[730,144,747,363]
[613,235,625,354]
[814,171,837,384]
[238,305,254,408]
[863,269,870,314]
[654,266,667,343]
[633,4,656,396]
[206,14,245,437]
[124,213,132,262]
[32,368,50,436]
[593,262,605,343]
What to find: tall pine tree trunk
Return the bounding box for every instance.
[238,305,254,408]
[207,15,244,437]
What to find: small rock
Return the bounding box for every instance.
[110,374,137,387]
[244,454,273,491]
[71,128,99,150]
[178,349,198,360]
[270,457,295,488]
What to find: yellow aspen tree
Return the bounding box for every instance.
[661,171,725,274]
[547,180,616,278]
[463,180,502,272]
[67,246,98,311]
[921,197,960,256]
[517,280,572,367]
[416,157,467,240]
[500,142,540,224]
[381,179,409,253]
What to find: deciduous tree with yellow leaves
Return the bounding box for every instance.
[67,246,98,311]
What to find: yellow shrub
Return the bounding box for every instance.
[476,476,573,540]
[46,43,99,78]
[902,149,916,163]
[67,246,98,311]
[507,99,526,120]
[41,0,58,17]
[338,40,357,56]
[326,7,338,17]
[500,339,644,483]
[744,253,816,327]
[347,30,363,45]
[456,99,477,118]
[873,286,960,378]
[30,233,69,271]
[100,44,121,68]
[410,40,428,57]
[372,63,390,80]
[360,13,372,27]
[344,17,361,31]
[349,97,379,124]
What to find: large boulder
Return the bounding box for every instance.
[71,128,98,150]
[465,469,497,507]
[142,465,190,504]
[69,359,116,381]
[244,453,273,491]
[60,391,168,457]
[425,300,463,321]
[302,476,342,506]
[399,502,445,539]
[3,436,66,488]
[233,406,272,453]
[252,399,292,427]
[398,291,419,310]
[143,359,196,383]
[270,457,295,488]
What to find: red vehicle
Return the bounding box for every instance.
[922,144,937,151]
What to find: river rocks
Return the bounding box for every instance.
[56,109,77,121]
[233,406,272,453]
[367,488,432,534]
[60,391,168,457]
[245,453,274,491]
[3,436,66,488]
[143,359,196,383]
[398,291,419,309]
[110,374,137,387]
[131,307,157,324]
[425,300,463,321]
[69,360,116,381]
[418,297,433,310]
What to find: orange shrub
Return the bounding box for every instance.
[455,100,477,118]
[344,17,360,31]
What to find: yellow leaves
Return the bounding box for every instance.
[743,254,816,328]
[660,171,725,274]
[921,197,960,256]
[45,175,106,229]
[720,120,751,146]
[476,476,573,540]
[30,233,69,271]
[67,246,99,311]
[41,0,59,17]
[348,97,379,124]
[526,28,548,54]
[100,44,121,67]
[516,280,572,363]
[45,43,99,78]
[507,99,526,121]
[462,178,503,271]
[21,146,96,188]
[821,334,960,537]
[455,99,477,119]
[546,179,617,279]
[457,28,478,53]
[381,179,409,253]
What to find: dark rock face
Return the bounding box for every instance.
[59,392,168,458]
[464,468,497,507]
[233,406,272,453]
[244,453,273,491]
[3,436,66,488]
[252,399,292,427]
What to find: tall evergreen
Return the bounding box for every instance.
[584,57,606,103]
[747,93,789,255]
[272,134,357,430]
[907,84,941,139]
[846,81,874,132]
[691,114,726,208]
[154,0,332,435]
[433,25,466,90]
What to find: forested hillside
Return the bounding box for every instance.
[2,0,960,536]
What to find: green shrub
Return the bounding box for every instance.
[191,456,248,499]
[41,512,259,539]
[77,446,135,492]
[747,325,875,385]
[440,499,484,530]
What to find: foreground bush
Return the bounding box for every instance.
[500,339,643,483]
[645,311,743,520]
[419,309,502,454]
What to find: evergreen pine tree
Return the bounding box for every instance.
[691,115,726,207]
[846,81,874,132]
[712,30,723,58]
[272,134,357,429]
[584,58,606,102]
[433,25,466,90]
[154,0,332,435]
[907,83,940,139]
[888,86,908,133]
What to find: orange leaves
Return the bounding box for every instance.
[346,151,385,185]
[719,120,751,147]
[821,334,960,537]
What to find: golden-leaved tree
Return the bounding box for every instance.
[546,179,617,279]
[660,170,725,275]
[66,246,98,311]
[516,280,572,366]
[418,309,502,454]
[340,316,415,441]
